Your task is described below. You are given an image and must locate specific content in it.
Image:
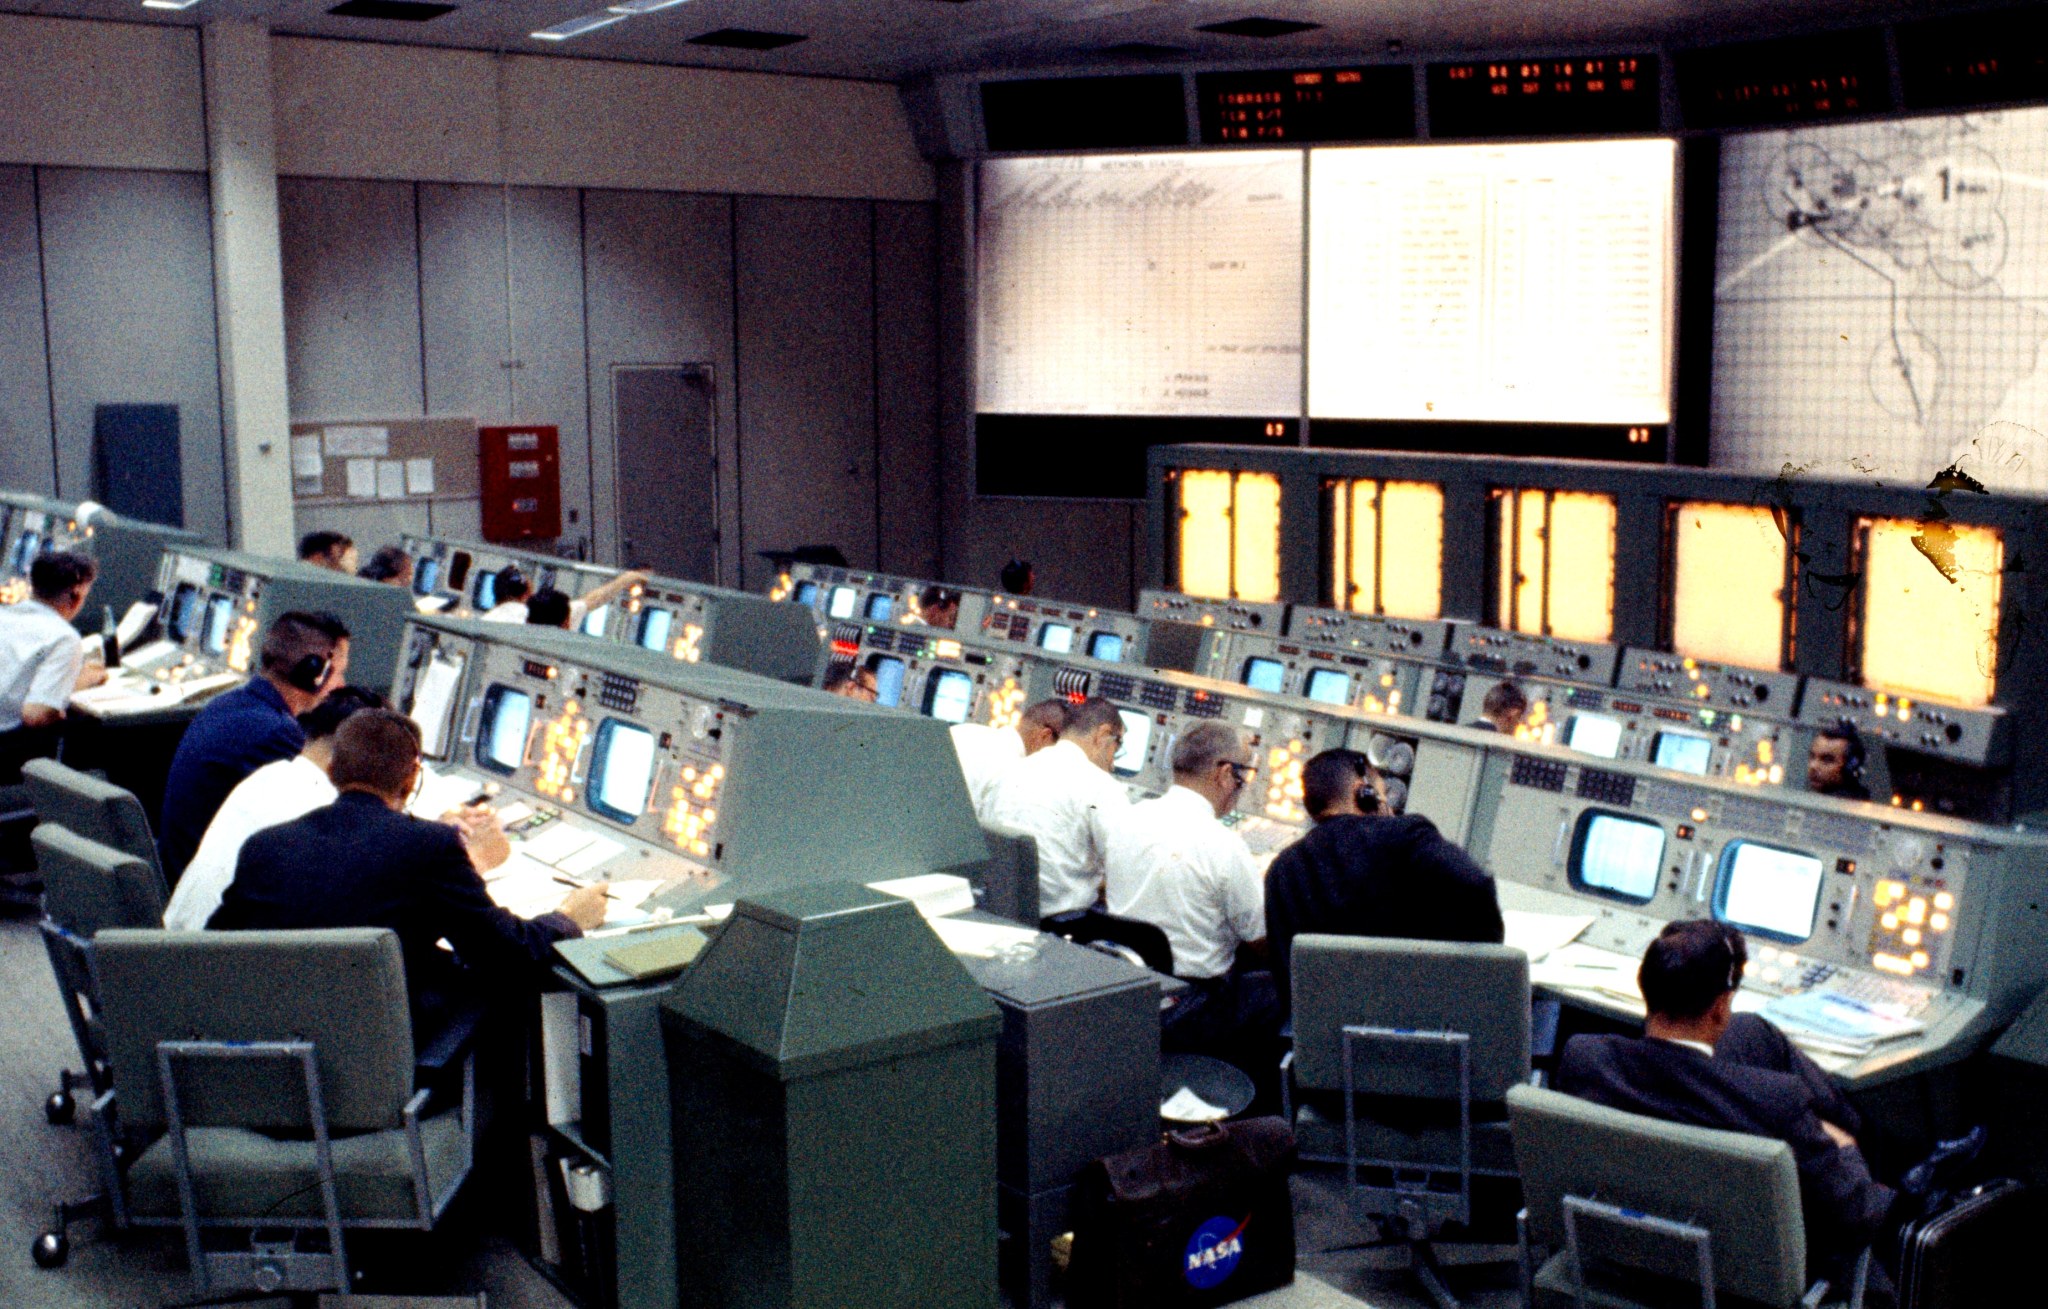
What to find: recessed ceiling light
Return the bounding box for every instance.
[141,0,203,10]
[532,10,627,40]
[608,0,690,12]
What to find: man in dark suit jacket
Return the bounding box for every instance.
[1555,920,1895,1286]
[1264,749,1503,1014]
[211,708,608,1037]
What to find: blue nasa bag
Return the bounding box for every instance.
[1067,1117,1296,1308]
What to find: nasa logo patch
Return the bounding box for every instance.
[1184,1213,1248,1289]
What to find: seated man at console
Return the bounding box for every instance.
[1808,721,1872,801]
[1472,679,1529,734]
[907,585,961,630]
[822,662,878,701]
[1104,723,1278,1075]
[950,697,1069,820]
[1264,748,1503,1015]
[297,530,357,575]
[484,567,647,629]
[984,696,1130,918]
[212,709,607,1034]
[356,545,414,589]
[157,610,350,882]
[0,551,106,782]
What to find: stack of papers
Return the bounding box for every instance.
[866,873,976,919]
[1502,910,1595,962]
[408,765,483,819]
[929,917,1041,959]
[1763,990,1926,1057]
[1161,1087,1229,1122]
[1528,942,1644,1004]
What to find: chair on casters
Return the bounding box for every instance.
[22,758,167,892]
[1508,1083,1869,1308]
[1283,935,1533,1309]
[40,927,477,1297]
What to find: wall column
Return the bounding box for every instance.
[202,20,294,554]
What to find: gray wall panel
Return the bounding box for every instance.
[419,182,512,426]
[506,186,593,552]
[37,167,224,539]
[873,200,940,580]
[280,176,424,419]
[734,195,876,591]
[296,499,432,554]
[581,189,734,573]
[0,166,53,493]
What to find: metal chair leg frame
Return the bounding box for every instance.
[1561,1193,1716,1309]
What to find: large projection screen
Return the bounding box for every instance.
[975,151,1304,417]
[1308,138,1677,423]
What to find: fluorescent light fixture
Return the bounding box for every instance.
[608,0,690,12]
[531,10,627,39]
[141,0,203,9]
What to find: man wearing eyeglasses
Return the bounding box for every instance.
[984,696,1131,917]
[1104,722,1278,1080]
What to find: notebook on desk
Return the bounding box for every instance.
[555,923,708,988]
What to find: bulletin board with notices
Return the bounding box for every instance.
[288,417,482,507]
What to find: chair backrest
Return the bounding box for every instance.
[1508,1083,1808,1308]
[93,928,416,1136]
[23,759,164,886]
[33,824,165,935]
[1049,907,1175,976]
[1291,934,1531,1100]
[976,821,1042,925]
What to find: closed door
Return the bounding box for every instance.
[613,364,717,582]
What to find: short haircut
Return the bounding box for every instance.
[1171,722,1244,776]
[920,585,959,610]
[297,685,387,741]
[1816,720,1866,771]
[258,611,349,677]
[1020,698,1069,736]
[1000,559,1034,594]
[1061,697,1123,740]
[298,530,352,561]
[494,566,531,603]
[1483,680,1529,721]
[356,546,412,582]
[1302,748,1375,817]
[525,588,573,628]
[821,663,859,693]
[326,708,423,797]
[1638,920,1748,1021]
[29,551,96,602]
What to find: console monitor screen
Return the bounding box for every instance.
[476,686,533,775]
[588,718,657,824]
[1088,632,1126,662]
[201,595,235,655]
[793,581,820,607]
[408,652,465,760]
[1305,668,1351,705]
[168,583,203,644]
[446,552,472,590]
[638,607,673,652]
[1565,713,1624,759]
[923,668,976,724]
[1652,731,1713,776]
[870,656,907,708]
[1242,657,1286,694]
[1570,811,1665,904]
[1715,841,1825,943]
[1038,623,1075,653]
[827,586,858,619]
[10,530,42,574]
[412,557,441,597]
[472,571,499,613]
[865,594,895,621]
[1113,708,1153,778]
[580,605,609,637]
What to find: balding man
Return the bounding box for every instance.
[984,697,1130,917]
[950,697,1069,820]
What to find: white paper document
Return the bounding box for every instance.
[1161,1087,1230,1123]
[324,425,390,458]
[290,435,325,478]
[408,655,465,759]
[408,764,482,819]
[866,873,976,919]
[344,459,377,498]
[405,458,436,495]
[376,460,406,499]
[1502,910,1596,962]
[928,917,1040,959]
[519,823,601,867]
[558,836,625,879]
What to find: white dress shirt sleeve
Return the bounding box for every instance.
[25,631,84,712]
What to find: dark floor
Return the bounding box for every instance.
[0,911,1520,1308]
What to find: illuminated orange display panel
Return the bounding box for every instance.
[1858,517,2001,707]
[1493,489,1615,642]
[1670,501,1789,669]
[1329,479,1444,619]
[1175,469,1283,602]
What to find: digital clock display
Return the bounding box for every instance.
[1196,66,1413,144]
[1678,30,1893,130]
[1428,55,1661,137]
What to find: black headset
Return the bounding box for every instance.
[1354,782,1382,815]
[284,651,331,694]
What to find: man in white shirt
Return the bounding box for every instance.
[983,697,1130,918]
[949,697,1069,821]
[480,566,647,630]
[0,552,105,779]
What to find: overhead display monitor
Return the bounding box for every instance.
[976,151,1304,419]
[580,605,609,637]
[1678,30,1892,130]
[1037,623,1075,654]
[865,594,895,621]
[1241,657,1287,695]
[922,668,975,724]
[412,557,441,597]
[870,656,907,708]
[1113,708,1153,778]
[1668,501,1788,671]
[1088,632,1126,662]
[472,570,499,613]
[1711,105,2048,492]
[1304,668,1351,705]
[7,530,40,574]
[1428,56,1661,138]
[638,607,673,652]
[982,75,1188,153]
[168,583,202,644]
[201,595,235,656]
[1652,731,1714,776]
[1196,66,1415,144]
[477,686,533,775]
[1714,840,1826,942]
[826,586,858,620]
[792,581,819,607]
[1308,139,1676,425]
[1857,517,2002,706]
[1569,811,1665,903]
[1565,713,1624,759]
[587,718,656,824]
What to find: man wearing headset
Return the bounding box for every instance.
[157,610,350,882]
[1807,720,1872,801]
[1262,748,1503,1017]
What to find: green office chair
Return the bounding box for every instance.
[22,757,167,893]
[1508,1083,1869,1309]
[59,928,476,1297]
[1284,934,1533,1309]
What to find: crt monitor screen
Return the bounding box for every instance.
[1113,708,1153,778]
[922,668,975,723]
[865,594,895,621]
[587,718,657,824]
[168,583,203,644]
[580,604,609,637]
[827,586,859,619]
[638,607,673,651]
[1569,811,1665,904]
[412,556,441,597]
[201,595,236,655]
[1565,713,1623,759]
[793,581,819,607]
[1715,841,1826,943]
[1038,623,1075,653]
[1241,657,1286,694]
[472,570,499,613]
[870,656,907,708]
[1653,731,1713,776]
[9,530,42,574]
[1088,632,1126,662]
[476,686,534,775]
[1305,668,1351,705]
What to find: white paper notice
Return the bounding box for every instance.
[325,425,390,458]
[344,459,377,498]
[290,435,324,477]
[405,458,436,496]
[376,460,406,500]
